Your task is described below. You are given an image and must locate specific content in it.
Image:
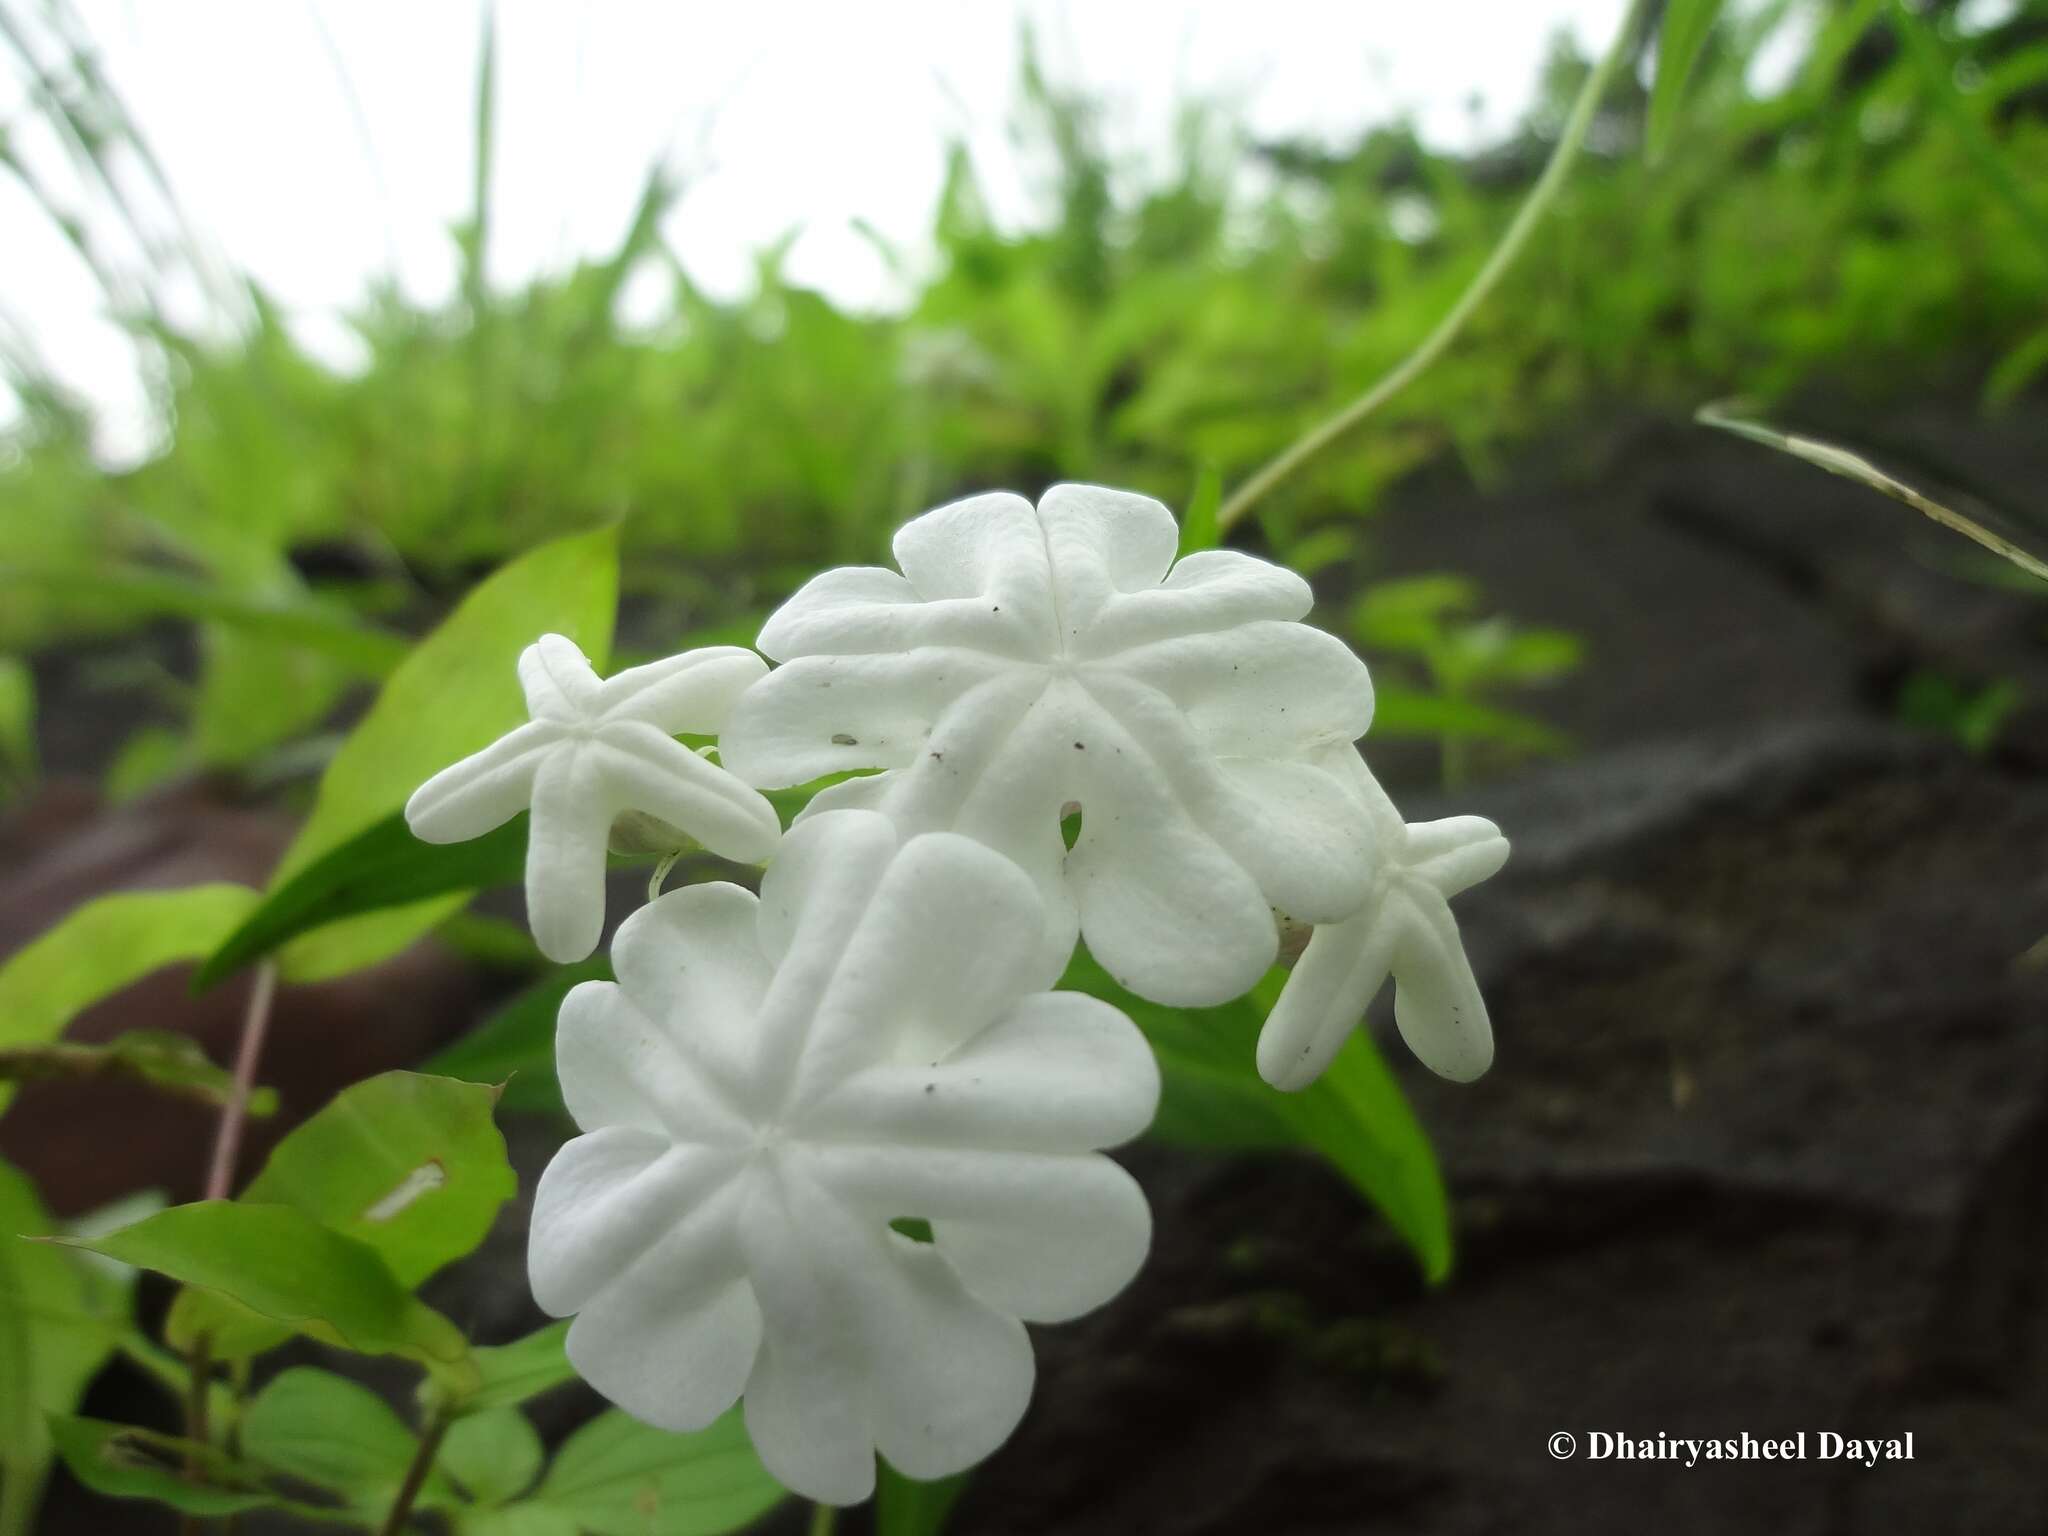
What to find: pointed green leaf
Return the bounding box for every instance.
[54,1203,476,1390]
[0,885,260,1116]
[1063,950,1452,1283]
[1646,0,1727,163]
[168,1071,515,1361]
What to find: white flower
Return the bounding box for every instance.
[527,809,1160,1505]
[1258,747,1508,1089]
[719,484,1379,1008]
[405,634,781,963]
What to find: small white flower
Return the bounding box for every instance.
[1258,747,1508,1089]
[719,484,1379,1008]
[405,634,781,963]
[527,810,1160,1505]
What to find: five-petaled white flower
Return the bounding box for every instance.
[527,809,1160,1505]
[719,484,1379,1008]
[1258,747,1508,1089]
[405,634,781,963]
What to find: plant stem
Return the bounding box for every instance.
[1215,0,1650,534]
[180,961,278,1536]
[807,1504,838,1536]
[204,962,278,1201]
[376,1411,450,1536]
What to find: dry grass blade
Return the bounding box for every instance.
[1695,399,2048,585]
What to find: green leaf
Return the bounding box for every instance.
[466,1321,577,1414]
[1,1160,128,1536]
[1646,0,1726,163]
[510,1409,785,1536]
[197,811,530,987]
[43,1415,347,1523]
[258,526,620,981]
[56,1202,477,1390]
[1177,465,1220,557]
[0,563,410,677]
[1063,950,1452,1283]
[440,1408,544,1507]
[0,1031,277,1115]
[876,1463,967,1536]
[425,958,612,1118]
[1369,687,1574,754]
[168,1071,516,1360]
[0,885,260,1116]
[240,1368,444,1511]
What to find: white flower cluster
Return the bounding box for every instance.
[406,484,1507,1503]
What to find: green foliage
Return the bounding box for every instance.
[43,1416,347,1524]
[0,1031,277,1115]
[485,1409,784,1536]
[1646,0,1728,163]
[199,810,531,987]
[1064,950,1453,1284]
[168,1071,517,1360]
[876,1462,969,1536]
[439,1407,546,1507]
[1351,574,1584,785]
[0,1161,134,1536]
[0,656,33,802]
[239,1368,449,1514]
[57,1202,479,1391]
[0,884,260,1116]
[466,1321,578,1413]
[425,958,612,1118]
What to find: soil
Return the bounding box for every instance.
[11,401,2048,1534]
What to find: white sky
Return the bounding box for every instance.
[1,0,1629,457]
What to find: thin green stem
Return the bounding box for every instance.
[807,1503,839,1536]
[1216,0,1650,533]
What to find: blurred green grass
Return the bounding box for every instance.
[1,0,2044,783]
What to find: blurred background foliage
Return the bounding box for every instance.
[1,0,2045,799]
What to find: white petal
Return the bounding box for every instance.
[562,1187,760,1433]
[596,645,767,732]
[523,747,615,963]
[1107,619,1373,755]
[752,809,901,966]
[1078,548,1313,658]
[1256,904,1400,1092]
[592,721,781,863]
[738,1175,1031,1503]
[719,650,1005,786]
[518,634,602,722]
[608,884,775,1089]
[805,991,1159,1153]
[1211,757,1378,924]
[793,832,1052,1098]
[555,977,753,1146]
[756,565,1030,662]
[891,490,1046,606]
[403,721,556,843]
[1406,815,1510,898]
[1389,890,1494,1082]
[1035,483,1179,632]
[527,1130,739,1315]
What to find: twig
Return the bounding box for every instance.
[375,1410,451,1536]
[1215,0,1651,534]
[180,961,278,1536]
